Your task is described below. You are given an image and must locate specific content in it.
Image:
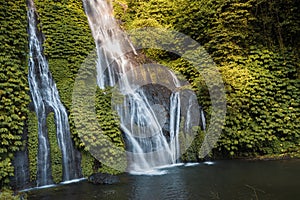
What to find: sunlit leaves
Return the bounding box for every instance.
[0,0,29,186]
[119,0,300,159]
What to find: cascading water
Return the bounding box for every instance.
[200,108,206,131]
[169,71,182,165]
[27,0,81,186]
[169,92,181,164]
[12,141,30,189]
[82,0,136,90]
[82,0,199,173]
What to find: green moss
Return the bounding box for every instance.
[34,0,94,110]
[33,0,95,152]
[95,88,126,174]
[117,0,300,158]
[80,151,94,177]
[0,188,25,200]
[95,88,124,148]
[97,164,123,175]
[0,0,29,186]
[180,127,205,162]
[27,112,38,182]
[1,1,298,190]
[47,113,62,183]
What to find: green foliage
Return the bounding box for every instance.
[217,48,299,157]
[172,0,217,44]
[70,54,127,174]
[80,151,94,177]
[119,0,175,29]
[253,0,300,51]
[28,111,64,184]
[0,188,25,200]
[0,0,29,186]
[97,164,123,175]
[180,126,205,162]
[95,87,126,174]
[32,0,98,177]
[34,0,94,110]
[27,112,38,182]
[95,88,124,148]
[0,0,298,190]
[31,1,128,175]
[47,113,62,183]
[0,158,14,185]
[118,0,300,158]
[205,0,256,64]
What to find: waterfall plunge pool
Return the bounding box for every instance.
[25,159,300,199]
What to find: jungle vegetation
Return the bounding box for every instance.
[0,0,299,191]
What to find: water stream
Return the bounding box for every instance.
[27,0,81,186]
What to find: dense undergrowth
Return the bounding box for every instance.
[115,0,300,158]
[0,0,30,187]
[0,0,299,193]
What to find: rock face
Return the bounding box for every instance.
[139,83,172,137]
[88,173,120,185]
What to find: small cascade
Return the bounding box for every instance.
[120,87,174,171]
[12,147,30,189]
[169,92,181,164]
[27,0,81,186]
[200,108,206,131]
[169,71,181,164]
[185,96,193,133]
[83,0,136,89]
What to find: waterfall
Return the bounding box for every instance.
[169,71,181,164]
[200,108,206,131]
[82,0,136,89]
[27,0,81,186]
[12,146,30,189]
[169,92,181,164]
[83,0,190,173]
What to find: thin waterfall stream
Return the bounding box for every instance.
[27,0,81,186]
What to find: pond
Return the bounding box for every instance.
[26,159,300,200]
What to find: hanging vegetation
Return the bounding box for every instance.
[116,0,300,158]
[0,0,30,186]
[0,0,299,192]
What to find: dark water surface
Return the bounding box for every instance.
[26,159,300,200]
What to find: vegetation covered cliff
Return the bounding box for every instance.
[115,0,300,158]
[0,0,299,191]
